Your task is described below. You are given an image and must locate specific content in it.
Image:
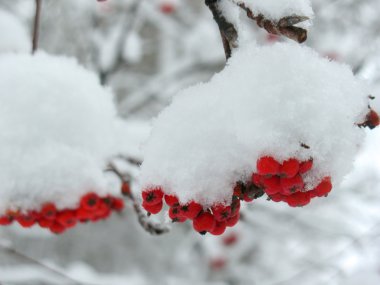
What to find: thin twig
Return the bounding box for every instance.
[230,0,309,43]
[106,163,170,235]
[0,243,84,285]
[32,0,42,54]
[205,0,237,60]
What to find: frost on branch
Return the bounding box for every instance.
[233,0,313,21]
[0,53,127,233]
[139,42,374,233]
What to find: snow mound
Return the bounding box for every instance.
[0,52,124,213]
[236,0,313,20]
[140,42,369,207]
[0,9,31,53]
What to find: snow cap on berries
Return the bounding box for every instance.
[0,52,126,213]
[140,42,370,207]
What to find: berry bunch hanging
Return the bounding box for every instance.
[0,52,131,232]
[142,187,240,235]
[0,192,124,234]
[139,40,379,235]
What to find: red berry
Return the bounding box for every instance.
[40,203,57,220]
[299,159,313,174]
[256,156,280,176]
[261,176,282,195]
[16,214,36,228]
[121,182,131,196]
[223,232,238,246]
[142,200,163,214]
[226,212,240,227]
[94,201,111,219]
[76,208,93,221]
[168,207,186,222]
[251,173,263,187]
[49,222,66,234]
[142,188,164,205]
[287,191,311,207]
[56,210,77,228]
[180,201,203,220]
[210,221,227,236]
[312,177,332,197]
[210,257,226,271]
[80,192,100,211]
[280,175,304,195]
[364,109,380,129]
[193,212,216,233]
[164,195,179,207]
[280,158,299,178]
[269,193,286,202]
[111,198,125,211]
[0,216,13,225]
[160,3,175,14]
[212,204,232,222]
[38,218,54,228]
[243,193,254,202]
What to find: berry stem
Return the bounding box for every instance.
[32,0,42,54]
[107,162,170,235]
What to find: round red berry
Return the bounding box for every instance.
[181,201,203,220]
[262,176,282,195]
[16,214,36,228]
[38,218,54,228]
[269,193,286,202]
[80,192,100,211]
[111,198,125,211]
[40,203,57,220]
[280,158,299,178]
[287,191,311,207]
[210,221,227,236]
[256,156,280,176]
[312,177,332,197]
[121,182,131,196]
[164,195,179,207]
[299,159,313,174]
[212,204,232,222]
[142,200,163,214]
[142,188,164,205]
[0,215,13,226]
[49,222,66,234]
[193,212,216,233]
[280,175,304,195]
[56,210,77,228]
[226,212,240,227]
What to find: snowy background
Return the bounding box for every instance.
[1,0,380,284]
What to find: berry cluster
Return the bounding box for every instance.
[252,156,332,207]
[142,188,241,236]
[0,192,124,234]
[141,156,334,235]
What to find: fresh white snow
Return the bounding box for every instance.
[140,42,370,207]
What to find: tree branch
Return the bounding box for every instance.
[0,243,84,285]
[106,162,170,235]
[231,1,309,43]
[205,0,238,60]
[32,0,42,54]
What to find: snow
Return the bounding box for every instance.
[0,9,31,53]
[233,0,314,20]
[140,42,370,207]
[123,32,143,64]
[0,52,127,214]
